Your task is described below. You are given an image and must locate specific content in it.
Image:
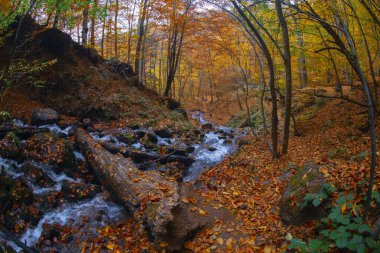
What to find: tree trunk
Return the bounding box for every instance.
[82,8,89,45]
[231,0,278,158]
[135,0,148,84]
[275,0,292,155]
[101,0,109,57]
[114,0,119,57]
[90,0,98,47]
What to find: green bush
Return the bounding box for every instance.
[288,192,380,253]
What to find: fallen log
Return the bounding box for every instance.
[75,128,207,251]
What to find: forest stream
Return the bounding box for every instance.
[1,111,245,252]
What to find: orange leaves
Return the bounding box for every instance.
[181,196,197,205]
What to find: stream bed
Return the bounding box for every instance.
[0,111,244,252]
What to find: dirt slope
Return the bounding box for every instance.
[0,17,186,130]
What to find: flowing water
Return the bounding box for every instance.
[3,113,243,251]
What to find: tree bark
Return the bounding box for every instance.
[82,7,89,45]
[275,0,292,155]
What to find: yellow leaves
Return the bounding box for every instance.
[181,196,197,205]
[263,245,276,253]
[319,167,330,177]
[198,208,208,216]
[341,203,347,214]
[226,238,234,249]
[159,241,169,248]
[217,237,224,245]
[105,241,115,250]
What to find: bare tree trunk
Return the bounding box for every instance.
[101,0,109,57]
[52,0,60,28]
[82,7,89,46]
[135,0,149,84]
[127,0,137,63]
[231,0,278,158]
[275,0,292,155]
[114,0,119,57]
[90,0,98,47]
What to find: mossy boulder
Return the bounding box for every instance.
[23,132,77,176]
[0,175,34,211]
[279,161,326,225]
[0,132,22,160]
[31,108,60,126]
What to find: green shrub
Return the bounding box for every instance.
[288,192,380,253]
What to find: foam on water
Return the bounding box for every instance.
[74,151,85,161]
[0,158,22,178]
[20,194,124,248]
[184,111,238,181]
[38,124,72,136]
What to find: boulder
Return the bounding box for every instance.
[279,161,326,225]
[61,181,101,201]
[23,132,77,177]
[0,132,22,160]
[31,108,59,126]
[155,128,173,138]
[202,123,213,130]
[20,162,55,188]
[145,132,158,143]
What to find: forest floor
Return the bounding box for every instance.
[70,95,380,252]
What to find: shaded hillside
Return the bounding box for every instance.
[0,17,183,129]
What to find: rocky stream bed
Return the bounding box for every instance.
[0,110,246,252]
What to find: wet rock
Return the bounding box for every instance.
[31,108,60,126]
[121,148,161,163]
[208,146,217,152]
[61,181,101,201]
[143,142,157,150]
[0,132,22,160]
[279,161,326,225]
[23,132,77,177]
[20,161,55,188]
[163,155,194,167]
[100,141,123,154]
[116,130,136,145]
[223,139,232,145]
[81,118,92,127]
[155,128,173,138]
[129,124,140,130]
[135,130,146,139]
[167,147,188,157]
[202,123,213,130]
[145,132,158,143]
[186,146,195,153]
[0,175,34,212]
[39,223,62,248]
